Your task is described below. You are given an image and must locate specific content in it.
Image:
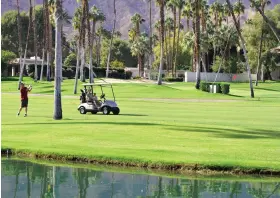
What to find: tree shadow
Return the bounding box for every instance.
[255,87,280,92]
[166,126,280,139]
[228,94,244,98]
[117,114,148,117]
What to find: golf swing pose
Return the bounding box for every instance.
[17,83,32,117]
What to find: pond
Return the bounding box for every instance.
[1,159,280,198]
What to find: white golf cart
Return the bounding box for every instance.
[77,82,120,115]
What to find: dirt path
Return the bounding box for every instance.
[2,92,240,102]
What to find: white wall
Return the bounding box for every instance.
[125,67,185,79]
[271,68,280,80]
[185,72,257,82]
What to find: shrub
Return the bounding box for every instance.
[211,83,222,93]
[110,60,125,69]
[125,71,132,79]
[200,81,210,92]
[163,77,184,82]
[133,76,141,80]
[221,83,230,94]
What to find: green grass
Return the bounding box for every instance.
[2,77,280,173]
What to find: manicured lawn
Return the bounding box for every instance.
[1,78,280,171]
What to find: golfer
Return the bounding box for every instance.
[17,83,32,117]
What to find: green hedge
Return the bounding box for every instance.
[200,81,210,92]
[163,77,184,82]
[221,83,230,94]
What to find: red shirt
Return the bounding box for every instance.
[20,87,28,100]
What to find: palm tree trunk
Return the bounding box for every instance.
[74,42,80,94]
[195,0,201,89]
[172,7,177,77]
[88,21,94,83]
[80,46,85,82]
[40,49,45,80]
[255,24,264,86]
[16,0,23,83]
[19,0,33,89]
[226,0,254,98]
[148,0,153,79]
[250,0,280,43]
[47,1,52,81]
[53,0,63,120]
[33,0,38,82]
[164,30,169,73]
[106,0,116,78]
[157,0,165,85]
[174,9,182,78]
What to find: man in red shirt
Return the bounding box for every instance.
[17,83,32,117]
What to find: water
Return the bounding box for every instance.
[1,159,280,198]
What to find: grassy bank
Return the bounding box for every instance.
[2,77,280,174]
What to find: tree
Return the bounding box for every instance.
[173,0,186,77]
[106,0,117,78]
[16,0,23,81]
[233,1,245,29]
[226,0,254,98]
[1,50,17,73]
[194,0,201,89]
[19,0,33,89]
[148,0,153,79]
[33,0,38,82]
[130,13,145,76]
[182,1,192,31]
[53,0,63,120]
[130,33,150,75]
[157,0,165,85]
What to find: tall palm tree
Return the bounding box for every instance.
[209,2,222,27]
[53,0,63,120]
[106,0,117,78]
[167,0,177,77]
[16,0,23,85]
[157,0,165,85]
[73,7,82,94]
[226,0,254,98]
[45,0,52,82]
[165,17,174,72]
[33,0,38,82]
[223,3,230,25]
[148,0,153,79]
[194,0,201,89]
[130,13,145,76]
[18,0,33,89]
[173,0,186,77]
[254,0,271,86]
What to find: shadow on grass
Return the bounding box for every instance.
[118,114,148,117]
[255,87,280,92]
[166,126,280,139]
[4,120,280,139]
[228,94,244,98]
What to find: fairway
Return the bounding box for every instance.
[1,79,280,173]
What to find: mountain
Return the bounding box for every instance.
[1,0,280,39]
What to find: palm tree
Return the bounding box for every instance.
[130,13,145,76]
[173,0,186,77]
[16,0,23,85]
[233,0,245,29]
[53,0,63,120]
[254,0,271,86]
[131,33,150,76]
[165,17,174,72]
[157,0,165,85]
[209,2,222,27]
[73,7,82,94]
[18,0,33,89]
[33,0,38,82]
[148,0,153,79]
[45,0,52,82]
[106,0,117,78]
[167,0,177,77]
[223,3,230,24]
[194,0,201,89]
[226,0,254,98]
[182,1,192,31]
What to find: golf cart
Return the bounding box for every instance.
[77,82,120,115]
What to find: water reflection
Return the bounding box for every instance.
[1,159,280,198]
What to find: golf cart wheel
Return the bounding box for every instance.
[79,107,86,114]
[91,111,97,114]
[102,106,111,115]
[113,108,120,115]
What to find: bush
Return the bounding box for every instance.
[221,83,230,94]
[125,71,132,79]
[133,76,141,80]
[200,81,210,92]
[163,77,184,82]
[211,83,222,93]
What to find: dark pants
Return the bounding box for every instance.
[21,99,28,108]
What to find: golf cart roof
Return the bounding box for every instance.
[82,82,112,87]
